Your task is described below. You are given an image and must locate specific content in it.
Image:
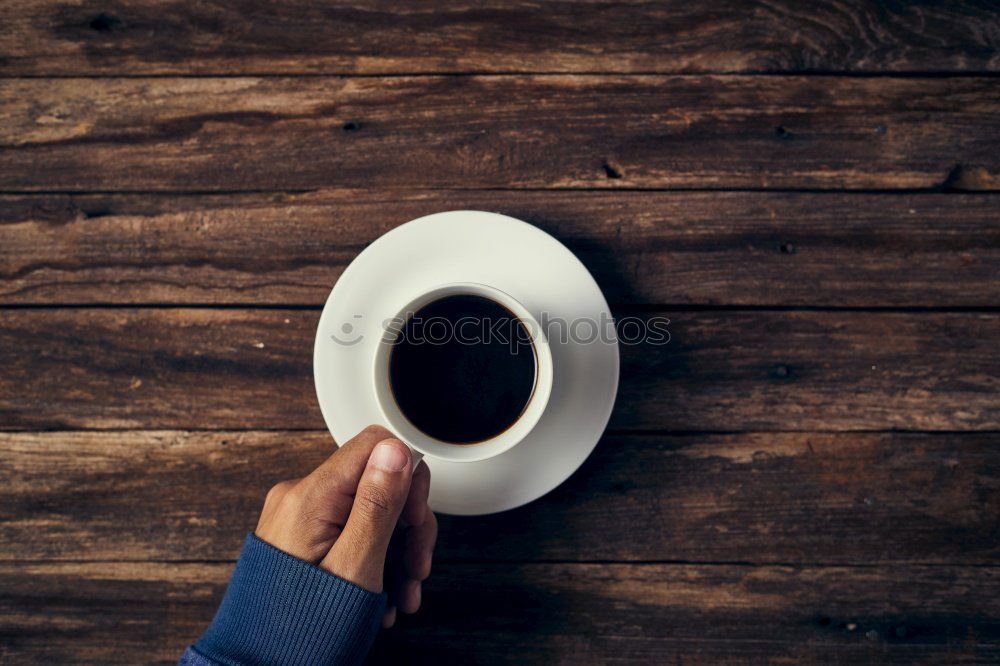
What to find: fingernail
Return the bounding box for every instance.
[370,440,409,472]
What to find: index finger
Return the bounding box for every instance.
[402,459,431,526]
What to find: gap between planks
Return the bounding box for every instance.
[6,558,1000,569]
[2,72,1000,80]
[3,305,1000,312]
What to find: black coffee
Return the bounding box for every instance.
[388,294,536,444]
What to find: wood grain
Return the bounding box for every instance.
[3,430,998,565]
[2,1,998,76]
[3,190,999,306]
[2,76,998,191]
[1,309,996,432]
[1,560,997,664]
[4,4,997,664]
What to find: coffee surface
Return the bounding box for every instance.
[389,294,536,444]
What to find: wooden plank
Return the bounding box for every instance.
[2,76,998,192]
[3,1,999,76]
[2,430,998,565]
[2,190,999,307]
[1,560,997,664]
[1,309,996,431]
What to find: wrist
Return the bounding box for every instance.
[194,534,386,666]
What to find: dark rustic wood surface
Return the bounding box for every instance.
[1,309,997,431]
[2,191,999,306]
[3,431,998,565]
[3,76,999,191]
[3,0,999,75]
[4,560,999,665]
[3,561,999,665]
[1,2,998,664]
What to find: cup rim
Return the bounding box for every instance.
[372,282,553,463]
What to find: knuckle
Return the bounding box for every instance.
[264,480,294,505]
[356,484,396,522]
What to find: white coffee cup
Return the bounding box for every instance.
[372,282,553,463]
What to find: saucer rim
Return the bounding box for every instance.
[313,209,620,515]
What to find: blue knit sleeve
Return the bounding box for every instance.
[179,533,386,666]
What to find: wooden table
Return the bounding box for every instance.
[2,2,999,663]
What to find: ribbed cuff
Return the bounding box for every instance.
[193,533,386,666]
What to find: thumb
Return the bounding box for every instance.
[321,438,413,591]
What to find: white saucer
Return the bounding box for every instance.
[313,211,619,515]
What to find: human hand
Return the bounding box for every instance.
[255,425,437,628]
